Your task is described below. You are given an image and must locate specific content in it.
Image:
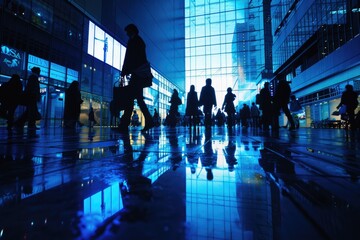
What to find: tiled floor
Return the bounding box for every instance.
[0,125,359,239]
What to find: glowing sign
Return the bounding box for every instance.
[0,45,23,72]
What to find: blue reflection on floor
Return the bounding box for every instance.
[0,125,359,239]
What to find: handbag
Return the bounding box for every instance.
[331,110,340,116]
[133,62,153,88]
[113,81,133,111]
[339,104,347,115]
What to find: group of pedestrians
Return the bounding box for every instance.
[258,80,297,131]
[0,66,86,133]
[183,78,238,129]
[2,23,358,135]
[0,67,42,133]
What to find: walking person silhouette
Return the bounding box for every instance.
[118,24,153,133]
[186,85,199,128]
[199,78,217,129]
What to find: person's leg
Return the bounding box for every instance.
[27,100,38,128]
[348,111,355,130]
[119,102,134,132]
[134,89,153,131]
[6,104,17,131]
[282,103,295,129]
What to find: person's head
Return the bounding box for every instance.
[133,110,137,114]
[10,74,20,82]
[264,82,269,88]
[190,85,195,92]
[31,67,40,75]
[345,84,353,91]
[124,24,139,38]
[227,87,232,93]
[206,78,212,86]
[173,89,178,95]
[291,95,296,100]
[69,81,79,90]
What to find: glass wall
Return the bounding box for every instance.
[185,0,265,109]
[272,0,360,73]
[85,20,180,125]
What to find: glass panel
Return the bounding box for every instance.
[105,34,114,66]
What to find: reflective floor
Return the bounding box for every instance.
[0,125,360,240]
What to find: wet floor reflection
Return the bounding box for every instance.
[259,147,360,239]
[1,126,360,239]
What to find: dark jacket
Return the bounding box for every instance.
[199,85,217,110]
[64,82,83,121]
[273,80,291,105]
[259,87,271,110]
[121,35,147,76]
[222,92,236,114]
[186,90,199,116]
[338,90,358,113]
[170,92,182,115]
[0,76,22,106]
[24,74,40,103]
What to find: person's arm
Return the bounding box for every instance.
[336,94,344,109]
[222,95,226,110]
[212,88,217,107]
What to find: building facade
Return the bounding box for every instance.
[271,0,360,126]
[0,0,184,127]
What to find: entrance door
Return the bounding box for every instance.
[41,85,65,128]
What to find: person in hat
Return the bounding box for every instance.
[16,67,41,130]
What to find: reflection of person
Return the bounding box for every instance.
[200,130,217,180]
[167,129,183,170]
[199,78,217,128]
[16,67,41,130]
[186,130,201,174]
[273,79,295,131]
[0,74,23,132]
[153,108,160,127]
[64,81,83,128]
[119,134,153,220]
[337,84,358,129]
[186,85,200,128]
[0,144,35,201]
[119,24,153,133]
[224,139,237,172]
[222,87,236,128]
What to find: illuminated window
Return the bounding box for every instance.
[185,0,263,105]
